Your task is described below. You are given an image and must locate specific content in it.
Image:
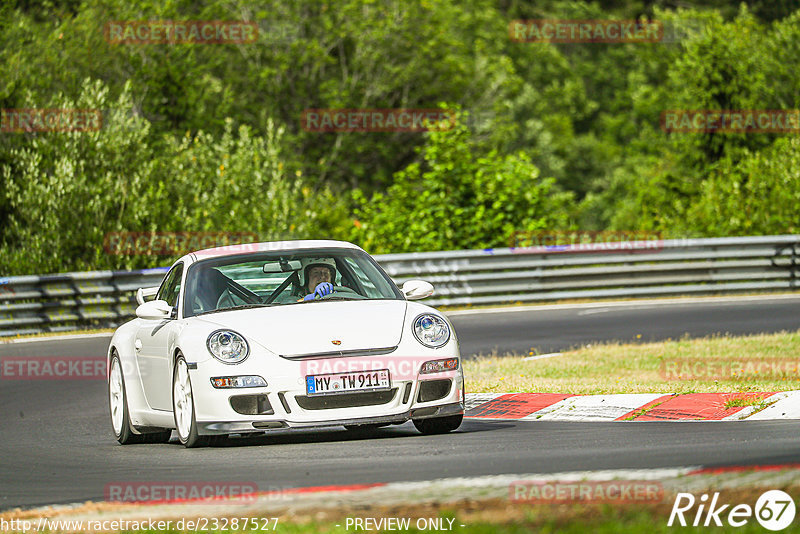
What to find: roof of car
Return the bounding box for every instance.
[186,239,363,262]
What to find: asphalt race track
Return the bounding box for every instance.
[450,295,800,356]
[1,295,799,510]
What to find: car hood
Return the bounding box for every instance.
[192,300,408,357]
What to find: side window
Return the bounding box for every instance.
[157,263,184,308]
[344,257,381,298]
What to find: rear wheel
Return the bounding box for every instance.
[412,414,463,435]
[109,353,171,444]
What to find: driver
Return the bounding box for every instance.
[298,257,338,301]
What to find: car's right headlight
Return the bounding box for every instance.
[413,314,451,348]
[207,330,249,364]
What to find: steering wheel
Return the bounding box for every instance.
[316,286,366,300]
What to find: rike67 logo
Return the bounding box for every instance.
[668,490,796,531]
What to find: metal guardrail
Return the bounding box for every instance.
[1,235,799,337]
[0,268,169,337]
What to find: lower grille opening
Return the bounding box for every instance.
[295,388,398,410]
[252,421,286,429]
[230,394,274,415]
[278,392,291,414]
[402,383,412,404]
[417,379,452,403]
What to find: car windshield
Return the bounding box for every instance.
[183,248,403,317]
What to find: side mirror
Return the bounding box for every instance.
[135,299,173,320]
[136,286,159,306]
[401,280,434,300]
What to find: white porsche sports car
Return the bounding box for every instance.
[107,240,464,447]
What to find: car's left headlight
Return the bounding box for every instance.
[207,330,249,364]
[413,314,450,348]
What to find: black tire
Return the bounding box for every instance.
[109,353,140,444]
[109,353,172,444]
[172,354,209,448]
[412,414,463,435]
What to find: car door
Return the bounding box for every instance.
[135,262,183,411]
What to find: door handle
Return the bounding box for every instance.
[134,339,142,352]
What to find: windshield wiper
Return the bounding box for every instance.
[224,303,273,311]
[296,296,361,304]
[196,303,272,316]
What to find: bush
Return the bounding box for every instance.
[351,116,573,253]
[0,79,351,275]
[686,136,800,236]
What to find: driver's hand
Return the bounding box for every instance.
[302,282,334,301]
[314,282,334,297]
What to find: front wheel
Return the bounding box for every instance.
[173,355,208,448]
[412,414,463,435]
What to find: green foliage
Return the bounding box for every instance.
[1,80,157,273]
[685,136,800,236]
[1,0,800,275]
[141,118,350,246]
[577,6,800,235]
[0,80,349,274]
[351,116,573,253]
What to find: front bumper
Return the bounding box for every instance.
[197,402,464,435]
[188,353,464,435]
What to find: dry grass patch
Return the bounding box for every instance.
[463,331,800,394]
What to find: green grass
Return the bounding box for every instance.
[463,331,800,394]
[723,396,767,409]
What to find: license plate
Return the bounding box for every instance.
[305,369,391,396]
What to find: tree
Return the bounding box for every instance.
[351,115,573,253]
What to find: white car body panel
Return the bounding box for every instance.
[194,300,407,357]
[107,240,464,437]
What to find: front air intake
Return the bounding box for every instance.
[230,394,274,415]
[417,379,452,403]
[295,389,398,410]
